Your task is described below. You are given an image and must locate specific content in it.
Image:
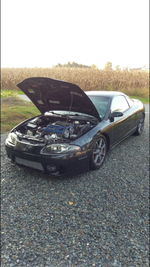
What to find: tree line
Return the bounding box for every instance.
[53,61,97,69]
[53,61,127,70]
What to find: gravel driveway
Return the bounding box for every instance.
[1,111,149,267]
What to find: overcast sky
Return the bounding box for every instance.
[1,0,149,69]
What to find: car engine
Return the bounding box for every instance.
[15,113,96,144]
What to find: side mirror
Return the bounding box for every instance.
[109,111,123,122]
[110,111,123,118]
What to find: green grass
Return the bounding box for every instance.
[129,96,149,104]
[1,96,40,133]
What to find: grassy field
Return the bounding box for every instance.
[1,67,149,98]
[1,97,40,133]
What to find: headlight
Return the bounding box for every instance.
[7,133,17,145]
[40,144,81,154]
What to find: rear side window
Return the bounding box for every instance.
[111,96,129,113]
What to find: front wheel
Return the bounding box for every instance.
[134,114,145,135]
[90,135,107,170]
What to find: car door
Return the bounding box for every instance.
[109,95,131,146]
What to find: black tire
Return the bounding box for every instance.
[90,135,107,170]
[134,114,145,135]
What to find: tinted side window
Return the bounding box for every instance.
[111,96,129,113]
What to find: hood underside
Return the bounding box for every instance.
[17,77,100,121]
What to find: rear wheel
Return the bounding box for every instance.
[134,114,145,135]
[90,135,107,170]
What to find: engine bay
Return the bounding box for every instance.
[14,113,97,145]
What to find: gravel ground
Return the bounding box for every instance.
[1,111,149,267]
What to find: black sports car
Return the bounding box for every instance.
[5,77,145,176]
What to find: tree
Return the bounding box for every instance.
[104,62,112,70]
[53,61,91,68]
[115,65,120,70]
[91,64,97,69]
[57,63,62,67]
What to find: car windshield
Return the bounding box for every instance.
[88,96,109,119]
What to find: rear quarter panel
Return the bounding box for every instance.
[130,99,145,128]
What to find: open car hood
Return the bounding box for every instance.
[17,77,101,121]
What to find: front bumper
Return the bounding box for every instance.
[5,145,90,176]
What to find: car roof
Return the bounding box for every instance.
[85,91,126,98]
